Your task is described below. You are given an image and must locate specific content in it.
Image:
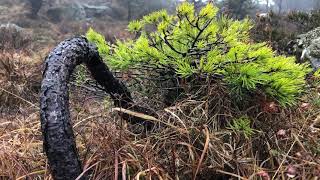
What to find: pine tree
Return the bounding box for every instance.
[87,2,311,107]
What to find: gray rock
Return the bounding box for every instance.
[0,23,24,32]
[297,27,320,47]
[82,4,113,18]
[295,27,320,70]
[308,38,320,58]
[46,3,86,22]
[44,1,126,22]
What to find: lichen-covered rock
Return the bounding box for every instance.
[309,38,320,58]
[297,27,320,47]
[295,27,320,70]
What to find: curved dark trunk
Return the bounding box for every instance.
[40,37,153,179]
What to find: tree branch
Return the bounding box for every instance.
[162,30,187,57]
[191,18,214,49]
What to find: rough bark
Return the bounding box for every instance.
[40,37,153,179]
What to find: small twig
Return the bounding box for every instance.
[191,18,214,49]
[135,167,157,180]
[112,107,158,122]
[16,170,46,180]
[0,87,39,109]
[73,114,104,128]
[112,107,187,133]
[122,161,127,180]
[162,30,186,56]
[193,126,210,180]
[164,108,188,130]
[75,161,100,180]
[215,169,247,180]
[114,150,119,180]
[185,15,197,28]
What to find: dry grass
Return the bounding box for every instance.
[0,51,43,112]
[1,62,320,179]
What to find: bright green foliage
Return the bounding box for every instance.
[229,116,254,139]
[87,2,311,107]
[314,69,320,78]
[86,28,110,57]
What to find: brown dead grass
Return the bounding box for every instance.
[1,59,320,179]
[0,51,43,112]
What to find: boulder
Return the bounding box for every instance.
[297,27,320,48]
[308,38,320,58]
[45,2,125,23]
[46,3,86,23]
[82,4,113,18]
[293,27,320,70]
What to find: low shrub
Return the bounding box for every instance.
[87,2,311,107]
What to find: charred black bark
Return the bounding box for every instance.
[40,37,154,180]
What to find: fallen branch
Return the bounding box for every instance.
[40,37,155,179]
